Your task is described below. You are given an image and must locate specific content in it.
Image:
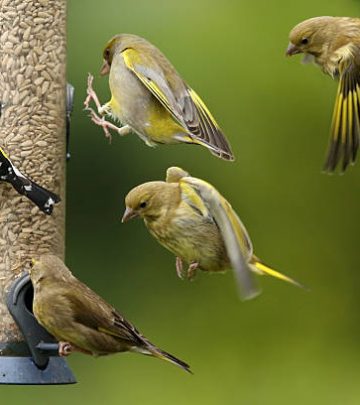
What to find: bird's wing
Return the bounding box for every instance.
[324,43,360,172]
[67,280,144,345]
[179,176,260,300]
[165,166,189,183]
[122,48,234,160]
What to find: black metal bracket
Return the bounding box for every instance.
[66,83,75,161]
[7,273,58,369]
[0,273,77,384]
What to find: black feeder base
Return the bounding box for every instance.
[0,273,76,385]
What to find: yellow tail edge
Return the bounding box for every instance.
[152,349,192,374]
[251,259,307,290]
[132,345,192,374]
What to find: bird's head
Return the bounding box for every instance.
[29,254,71,286]
[100,33,147,76]
[286,16,336,58]
[100,36,118,76]
[122,181,179,223]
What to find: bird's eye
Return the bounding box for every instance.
[104,48,110,59]
[139,202,147,209]
[301,38,309,45]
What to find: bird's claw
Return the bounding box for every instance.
[84,74,95,110]
[84,72,131,141]
[175,258,198,280]
[58,341,73,357]
[176,257,184,279]
[89,110,113,142]
[186,262,199,280]
[84,73,101,111]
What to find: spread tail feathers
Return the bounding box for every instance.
[250,257,306,289]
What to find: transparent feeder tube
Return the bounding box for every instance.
[0,0,66,350]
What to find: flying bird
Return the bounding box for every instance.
[287,16,360,172]
[122,167,303,300]
[84,34,234,161]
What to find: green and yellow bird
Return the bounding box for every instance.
[85,34,234,161]
[29,254,190,373]
[287,16,360,172]
[122,167,303,300]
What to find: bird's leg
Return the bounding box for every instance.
[186,262,199,280]
[84,73,112,141]
[176,257,184,279]
[84,74,132,141]
[84,73,103,113]
[58,341,73,357]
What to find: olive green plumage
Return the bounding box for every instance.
[29,254,190,372]
[99,33,234,160]
[287,16,360,172]
[122,167,303,300]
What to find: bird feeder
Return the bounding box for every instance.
[0,0,75,384]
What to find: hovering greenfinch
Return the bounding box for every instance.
[84,34,234,161]
[122,167,303,300]
[29,254,190,373]
[286,16,360,172]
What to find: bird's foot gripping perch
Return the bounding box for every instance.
[84,73,132,142]
[58,342,73,357]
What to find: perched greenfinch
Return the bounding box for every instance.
[84,34,234,161]
[287,16,360,172]
[122,167,303,300]
[29,254,190,373]
[0,147,60,215]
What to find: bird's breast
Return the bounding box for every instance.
[109,58,151,124]
[146,206,229,272]
[108,55,189,145]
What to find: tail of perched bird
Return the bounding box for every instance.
[0,147,60,215]
[132,343,191,373]
[250,256,305,289]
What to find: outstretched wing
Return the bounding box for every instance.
[324,44,360,172]
[122,47,234,160]
[179,175,259,300]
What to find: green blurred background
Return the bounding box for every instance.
[6,0,360,403]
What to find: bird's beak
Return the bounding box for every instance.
[286,43,301,56]
[121,207,139,223]
[100,60,110,76]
